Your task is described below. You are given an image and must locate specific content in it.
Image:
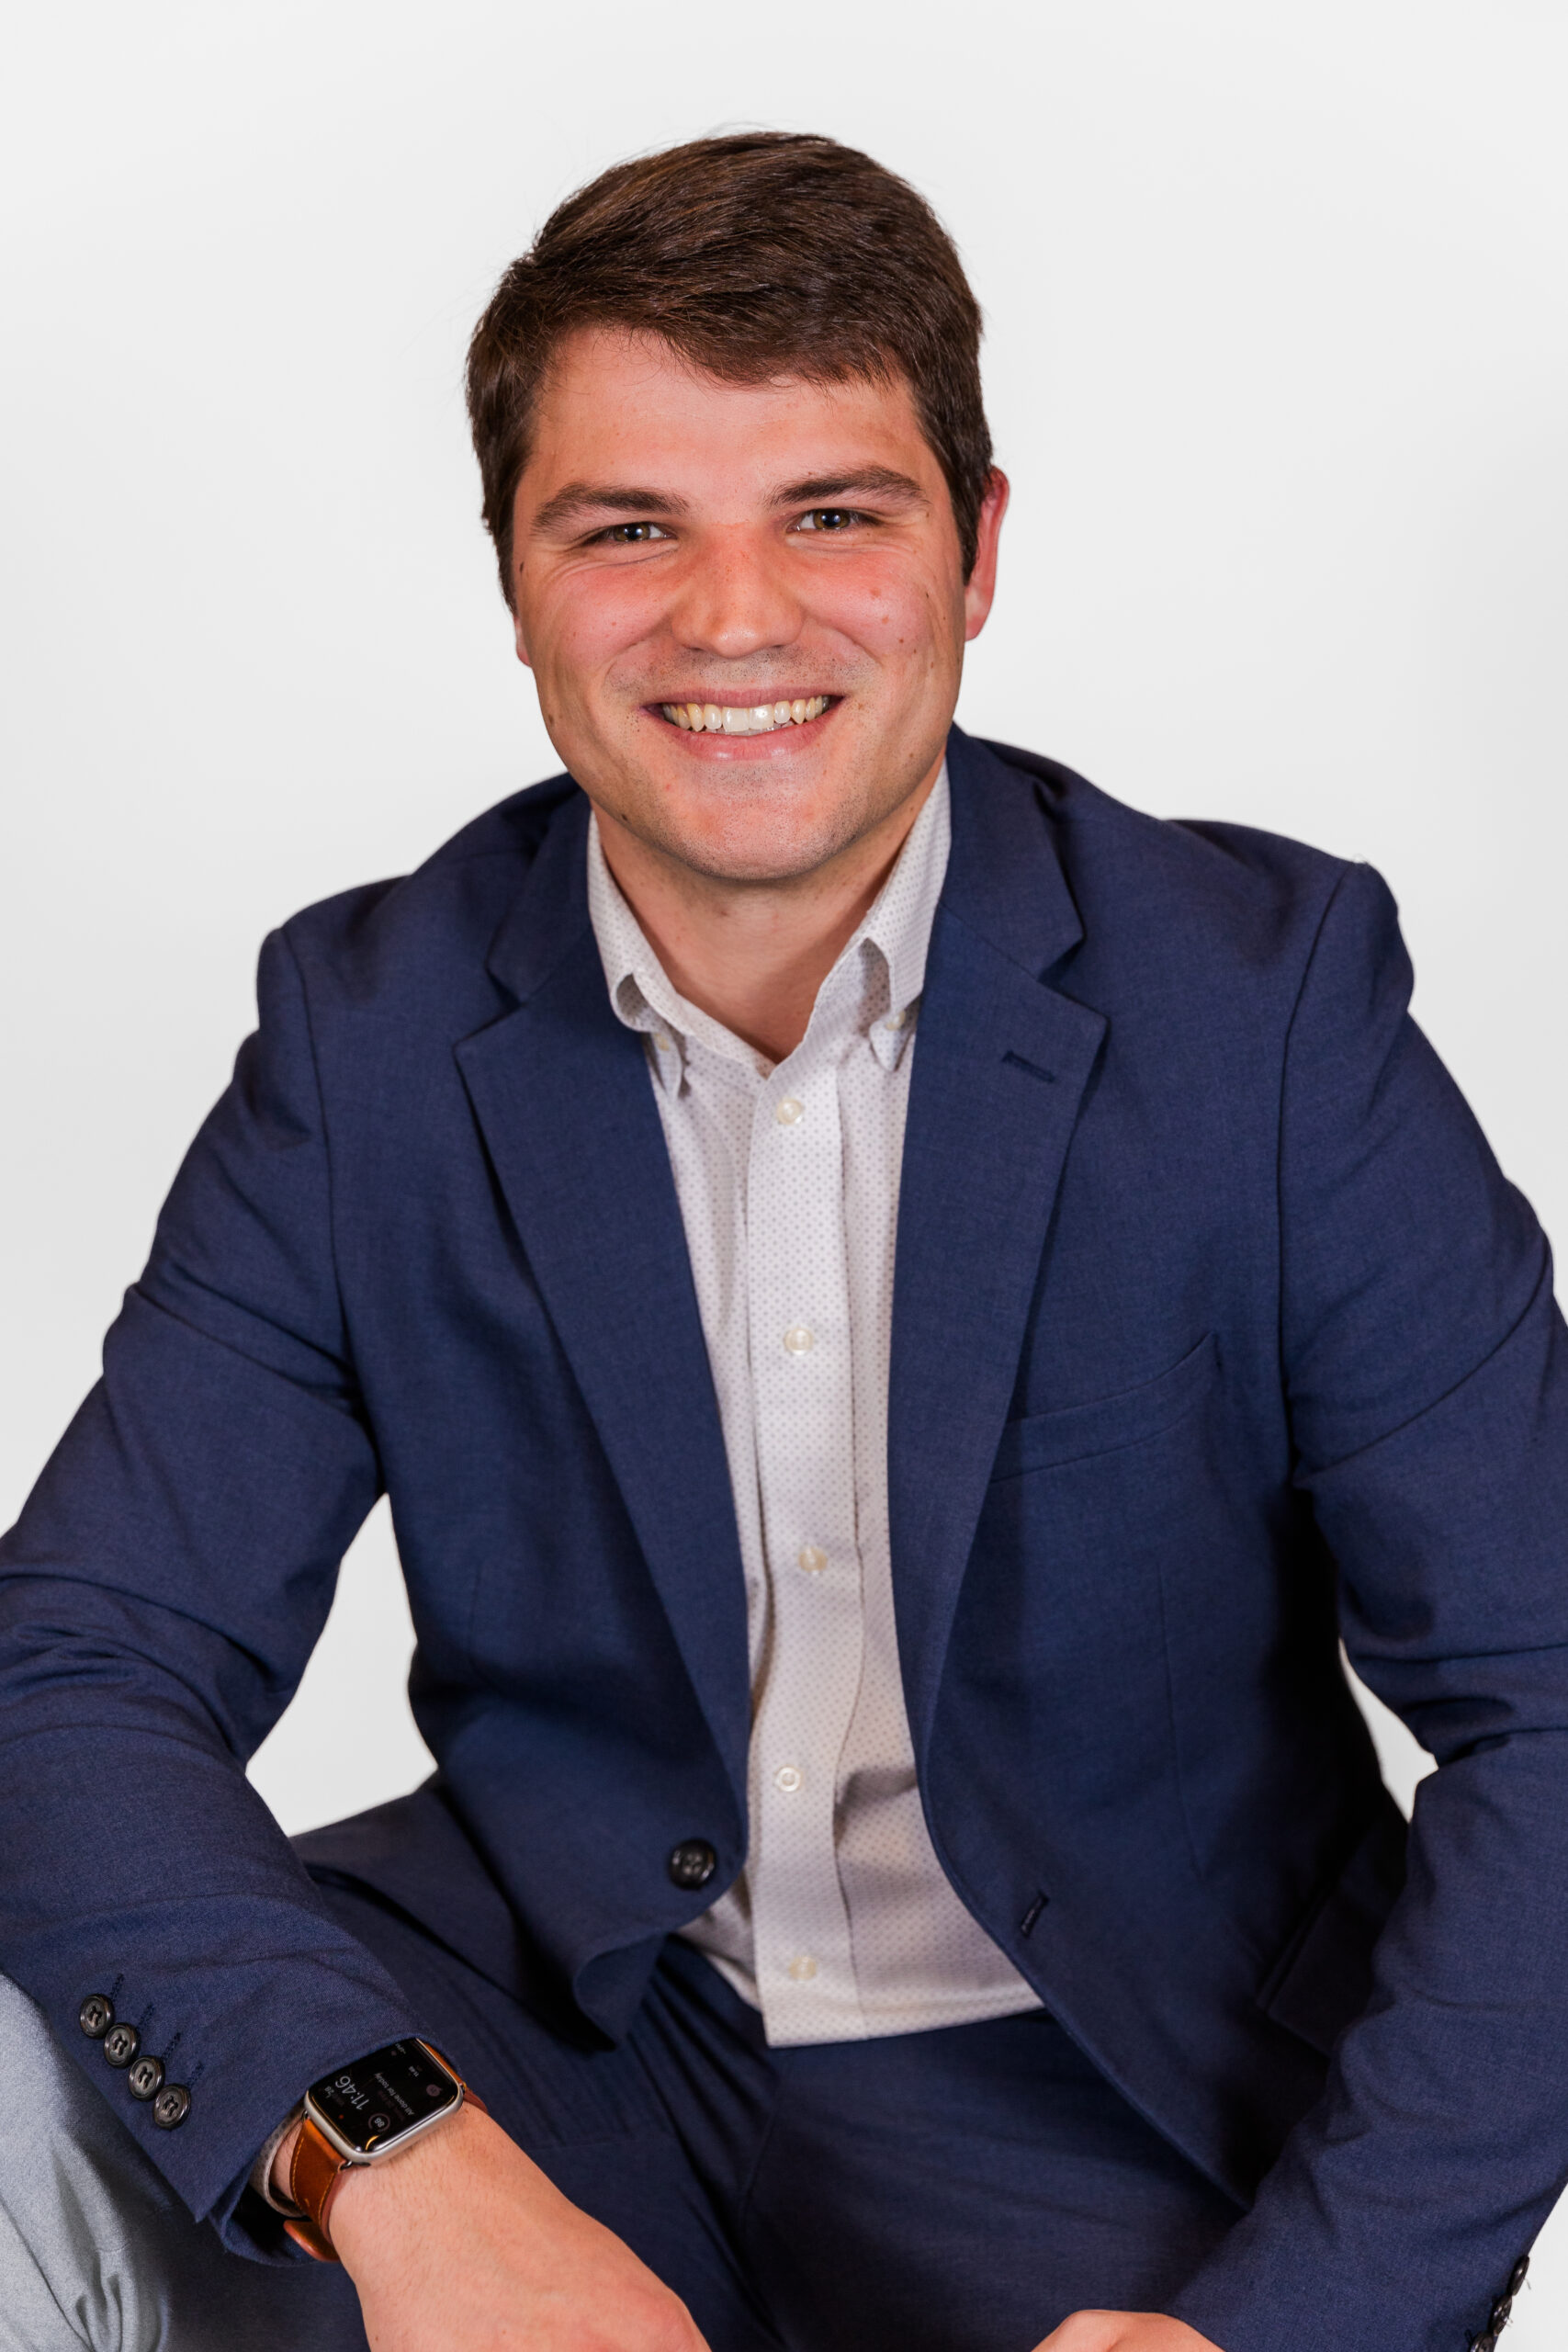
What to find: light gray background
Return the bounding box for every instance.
[4,0,1566,2333]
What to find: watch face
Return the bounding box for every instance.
[307,2041,461,2156]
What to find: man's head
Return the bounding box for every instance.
[467,133,1006,888]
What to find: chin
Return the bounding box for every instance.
[635,768,863,880]
[663,820,849,885]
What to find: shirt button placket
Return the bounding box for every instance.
[747,1046,864,2035]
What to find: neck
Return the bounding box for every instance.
[593,761,942,1064]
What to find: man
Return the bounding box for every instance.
[0,129,1562,2352]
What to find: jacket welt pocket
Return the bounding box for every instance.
[989,1332,1218,1480]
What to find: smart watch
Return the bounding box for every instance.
[285,2038,485,2260]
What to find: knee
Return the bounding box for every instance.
[0,1971,77,2106]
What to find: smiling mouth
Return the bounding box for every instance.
[658,695,832,735]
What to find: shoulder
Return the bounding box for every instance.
[270,774,581,1021]
[977,737,1375,1000]
[982,736,1351,920]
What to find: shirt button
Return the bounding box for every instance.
[773,1097,804,1126]
[787,1955,818,1982]
[652,1032,673,1050]
[783,1325,815,1355]
[773,1764,803,1792]
[797,1544,828,1574]
[885,1008,907,1030]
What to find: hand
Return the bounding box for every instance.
[1032,2316,1223,2352]
[274,2104,709,2350]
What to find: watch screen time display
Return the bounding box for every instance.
[308,2040,461,2154]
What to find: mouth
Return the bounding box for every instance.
[657,695,833,736]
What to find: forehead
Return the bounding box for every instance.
[520,326,936,497]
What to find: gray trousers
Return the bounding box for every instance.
[0,1972,356,2352]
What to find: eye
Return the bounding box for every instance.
[598,521,672,545]
[794,507,866,534]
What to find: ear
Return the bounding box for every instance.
[513,596,534,670]
[963,469,1010,641]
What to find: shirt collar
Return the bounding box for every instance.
[586,762,951,1090]
[585,826,749,1090]
[856,760,950,1046]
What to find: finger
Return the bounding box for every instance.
[1032,2314,1120,2351]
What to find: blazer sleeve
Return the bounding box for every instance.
[1171,863,1568,2352]
[0,925,418,2256]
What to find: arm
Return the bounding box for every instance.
[1160,865,1568,2352]
[0,922,720,2344]
[266,2106,707,2350]
[0,925,419,2246]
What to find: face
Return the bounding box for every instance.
[510,327,1007,885]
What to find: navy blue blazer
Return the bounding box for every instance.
[3,729,1565,2351]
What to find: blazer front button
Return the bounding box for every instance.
[102,2022,140,2068]
[78,1996,114,2040]
[152,2084,191,2131]
[128,2054,165,2101]
[667,1839,717,1890]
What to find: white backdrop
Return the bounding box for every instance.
[4,0,1567,2331]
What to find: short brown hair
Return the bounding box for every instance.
[466,131,991,605]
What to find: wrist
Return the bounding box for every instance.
[277,2039,483,2261]
[326,2095,489,2268]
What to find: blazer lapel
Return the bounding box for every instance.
[454,795,751,1793]
[890,731,1107,1762]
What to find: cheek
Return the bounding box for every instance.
[536,569,670,680]
[811,556,944,665]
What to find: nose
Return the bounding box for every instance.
[667,526,805,662]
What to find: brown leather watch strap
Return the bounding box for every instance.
[287,2112,349,2261]
[285,2043,485,2264]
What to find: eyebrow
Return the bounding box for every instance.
[770,468,927,508]
[529,482,690,534]
[528,466,928,537]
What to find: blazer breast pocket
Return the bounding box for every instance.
[989,1332,1219,1481]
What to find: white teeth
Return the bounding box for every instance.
[660,695,829,734]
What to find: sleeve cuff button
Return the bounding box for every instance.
[128,2055,164,2101]
[152,2084,191,2131]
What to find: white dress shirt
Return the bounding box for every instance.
[586,766,1039,2046]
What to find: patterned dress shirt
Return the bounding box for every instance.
[585,766,1039,2045]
